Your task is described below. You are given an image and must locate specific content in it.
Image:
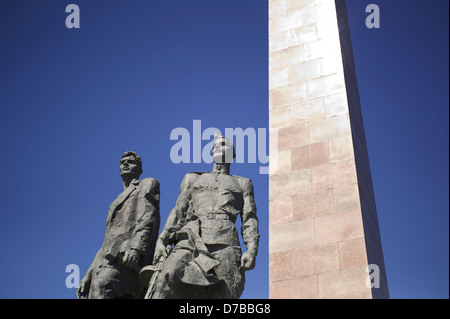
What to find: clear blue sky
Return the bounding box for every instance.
[0,0,448,299]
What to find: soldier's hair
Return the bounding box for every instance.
[120,151,143,175]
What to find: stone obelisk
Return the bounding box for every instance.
[269,0,389,298]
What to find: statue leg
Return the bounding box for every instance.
[88,263,139,299]
[89,266,120,299]
[208,245,245,299]
[152,248,192,299]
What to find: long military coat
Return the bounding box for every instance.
[82,178,160,299]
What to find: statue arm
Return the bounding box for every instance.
[240,179,259,270]
[153,173,198,263]
[77,248,102,298]
[127,178,161,261]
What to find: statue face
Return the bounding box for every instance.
[120,155,141,179]
[212,138,235,164]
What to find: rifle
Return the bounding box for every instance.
[139,259,164,299]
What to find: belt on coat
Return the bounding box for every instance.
[206,212,229,220]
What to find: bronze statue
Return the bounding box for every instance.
[144,134,259,299]
[77,151,160,299]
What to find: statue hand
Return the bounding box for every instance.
[153,238,171,264]
[77,275,91,299]
[122,250,141,272]
[241,250,256,271]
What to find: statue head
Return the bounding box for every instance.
[211,133,236,164]
[120,151,143,180]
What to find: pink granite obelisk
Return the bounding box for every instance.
[269,0,389,298]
